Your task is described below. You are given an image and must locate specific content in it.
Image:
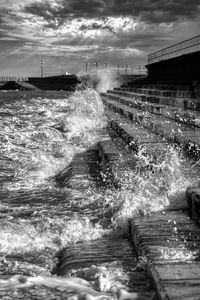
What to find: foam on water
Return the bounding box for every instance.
[0,87,106,190]
[0,215,105,255]
[109,146,198,233]
[62,86,107,144]
[0,88,123,298]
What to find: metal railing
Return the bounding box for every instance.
[148,35,200,64]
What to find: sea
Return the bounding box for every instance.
[0,85,199,299]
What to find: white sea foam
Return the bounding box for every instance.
[110,146,197,232]
[1,88,106,190]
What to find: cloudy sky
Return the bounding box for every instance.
[0,0,199,76]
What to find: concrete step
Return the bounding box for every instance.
[102,93,191,131]
[130,210,200,300]
[56,152,93,189]
[137,88,174,97]
[101,95,200,159]
[109,118,167,164]
[102,92,171,114]
[102,91,200,128]
[106,90,178,110]
[55,131,108,189]
[98,139,122,185]
[126,83,192,91]
[98,140,121,162]
[54,236,157,299]
[111,88,200,112]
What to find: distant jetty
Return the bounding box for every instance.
[0,74,80,91]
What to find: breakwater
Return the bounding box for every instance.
[0,75,80,91]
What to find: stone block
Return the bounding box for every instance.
[186,187,200,221]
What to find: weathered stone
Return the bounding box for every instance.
[98,140,121,162]
[186,186,200,221]
[101,92,200,159]
[131,211,200,300]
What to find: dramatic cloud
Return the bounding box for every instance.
[0,0,199,75]
[23,0,200,23]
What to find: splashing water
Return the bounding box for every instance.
[0,215,106,256]
[0,88,106,190]
[63,86,107,143]
[96,69,121,93]
[110,146,198,232]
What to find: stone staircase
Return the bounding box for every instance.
[100,82,200,159]
[98,81,200,300]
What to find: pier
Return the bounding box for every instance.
[0,74,80,91]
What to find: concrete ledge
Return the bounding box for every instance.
[53,236,156,298]
[130,211,200,299]
[104,89,200,126]
[110,119,165,163]
[98,139,122,185]
[101,94,200,159]
[186,187,200,221]
[98,140,121,162]
[55,152,92,189]
[149,263,200,300]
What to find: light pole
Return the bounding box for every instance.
[117,65,121,75]
[40,61,44,77]
[94,62,99,74]
[85,62,88,74]
[125,64,129,74]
